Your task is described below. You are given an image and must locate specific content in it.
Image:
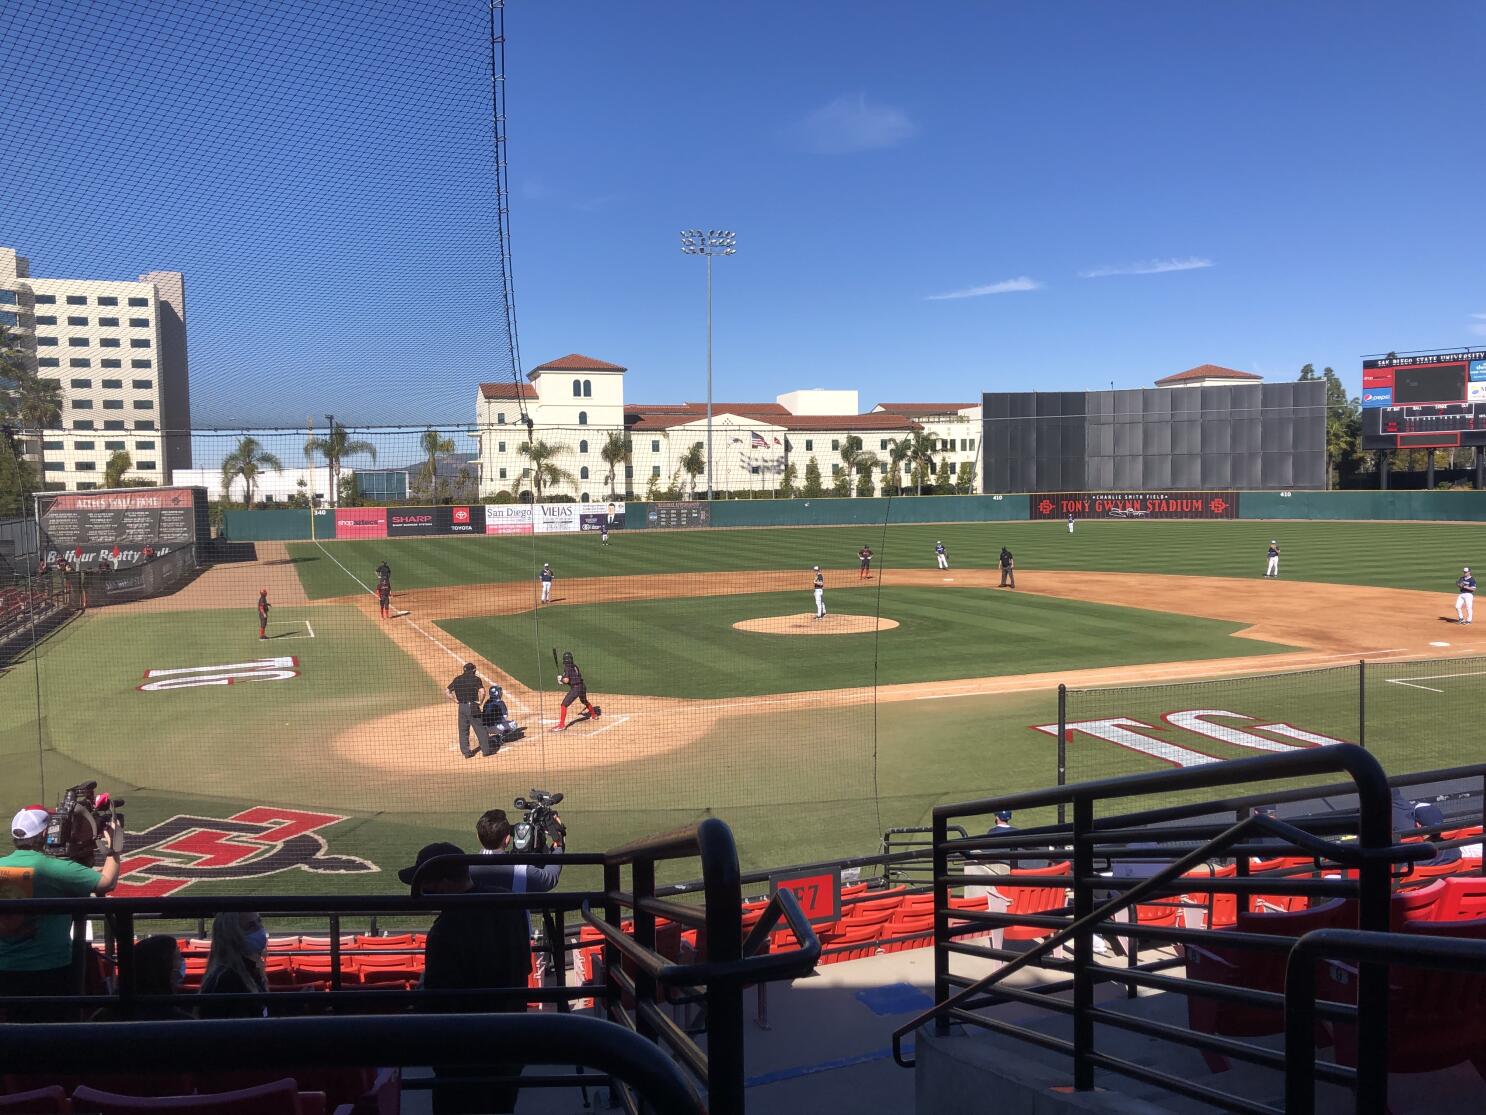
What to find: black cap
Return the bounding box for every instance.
[1414,802,1446,829]
[463,662,477,672]
[399,841,466,885]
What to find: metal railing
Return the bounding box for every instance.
[887,744,1465,1115]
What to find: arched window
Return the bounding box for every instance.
[580,466,590,480]
[582,379,592,397]
[578,411,588,425]
[581,492,590,502]
[572,379,582,397]
[578,440,588,454]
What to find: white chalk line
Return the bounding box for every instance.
[1386,680,1445,693]
[589,714,631,737]
[1383,668,1486,685]
[305,620,315,639]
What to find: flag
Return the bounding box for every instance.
[771,437,782,447]
[730,437,743,445]
[750,431,769,449]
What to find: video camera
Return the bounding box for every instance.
[511,789,566,853]
[43,781,123,865]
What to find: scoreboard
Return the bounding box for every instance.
[1362,349,1486,450]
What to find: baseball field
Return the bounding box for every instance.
[4,516,1485,898]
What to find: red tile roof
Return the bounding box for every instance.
[479,382,537,400]
[624,406,919,433]
[681,402,790,416]
[873,403,977,416]
[530,353,627,374]
[1154,364,1263,385]
[780,414,919,432]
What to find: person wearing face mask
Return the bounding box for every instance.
[92,935,194,1021]
[197,911,270,1018]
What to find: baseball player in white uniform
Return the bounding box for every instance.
[812,566,826,619]
[1456,567,1475,624]
[540,562,554,604]
[1067,513,1075,535]
[1265,541,1280,578]
[935,541,949,569]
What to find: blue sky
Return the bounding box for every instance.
[2,0,1482,432]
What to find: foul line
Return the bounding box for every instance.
[304,620,315,639]
[1385,679,1445,693]
[589,714,631,737]
[1382,668,1486,684]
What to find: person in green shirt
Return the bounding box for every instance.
[0,804,125,1021]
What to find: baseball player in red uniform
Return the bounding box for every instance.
[858,545,873,580]
[552,651,600,731]
[257,588,271,639]
[377,579,391,619]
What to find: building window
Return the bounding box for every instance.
[99,317,119,327]
[75,440,95,450]
[66,295,87,305]
[498,467,508,480]
[625,465,633,478]
[43,462,64,472]
[104,420,126,430]
[75,461,96,471]
[35,315,56,325]
[129,338,150,348]
[71,399,92,409]
[68,337,89,347]
[36,336,58,346]
[497,441,506,453]
[34,294,55,305]
[651,465,662,477]
[134,420,155,430]
[650,440,660,452]
[573,379,582,397]
[127,297,148,307]
[134,440,156,450]
[97,296,118,306]
[129,317,149,328]
[130,359,152,368]
[101,359,121,368]
[100,338,121,348]
[103,400,124,410]
[580,466,590,480]
[583,379,592,397]
[831,464,840,476]
[43,440,64,451]
[99,378,120,389]
[136,460,156,470]
[132,400,153,409]
[0,290,15,304]
[104,441,125,450]
[76,482,97,490]
[578,411,587,425]
[880,439,889,450]
[0,311,15,327]
[37,358,60,367]
[578,440,588,454]
[132,379,152,389]
[69,378,91,388]
[67,316,87,326]
[497,412,506,424]
[69,359,91,369]
[804,439,813,451]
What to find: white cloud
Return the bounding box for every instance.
[1078,257,1214,279]
[925,276,1043,301]
[786,93,916,155]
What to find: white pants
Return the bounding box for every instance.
[936,553,948,569]
[1068,522,1074,534]
[1458,593,1474,622]
[1266,556,1279,577]
[541,583,551,602]
[814,588,825,617]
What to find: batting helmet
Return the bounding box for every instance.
[562,651,574,665]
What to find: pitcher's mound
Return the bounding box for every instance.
[733,613,899,636]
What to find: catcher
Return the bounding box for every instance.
[552,650,601,732]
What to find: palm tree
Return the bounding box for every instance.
[305,422,377,507]
[888,431,936,496]
[103,450,133,489]
[221,436,283,507]
[516,439,575,500]
[838,435,881,498]
[10,371,63,487]
[679,441,705,497]
[419,428,455,499]
[599,431,632,498]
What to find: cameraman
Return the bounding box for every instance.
[0,805,125,1021]
[469,809,564,894]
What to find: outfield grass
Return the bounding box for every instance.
[437,588,1290,698]
[287,518,1486,600]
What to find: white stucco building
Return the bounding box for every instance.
[474,354,982,500]
[1,246,192,490]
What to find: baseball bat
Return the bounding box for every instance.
[552,646,559,670]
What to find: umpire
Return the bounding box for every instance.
[447,663,495,758]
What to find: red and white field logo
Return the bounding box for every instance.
[139,657,299,691]
[1034,708,1352,768]
[113,807,377,898]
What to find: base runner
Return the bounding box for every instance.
[257,588,271,640]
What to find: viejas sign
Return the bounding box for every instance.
[112,807,377,898]
[1034,708,1351,769]
[1031,492,1239,520]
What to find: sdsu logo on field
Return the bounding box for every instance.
[113,807,377,897]
[1033,708,1352,769]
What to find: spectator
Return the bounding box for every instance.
[402,842,531,1114]
[92,935,194,1021]
[1391,788,1415,839]
[0,805,124,1022]
[196,911,269,1018]
[1412,802,1462,867]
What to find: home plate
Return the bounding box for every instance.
[1430,641,1450,648]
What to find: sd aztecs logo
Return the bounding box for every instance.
[113,807,377,898]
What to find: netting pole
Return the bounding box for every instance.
[1358,659,1366,750]
[1057,684,1068,825]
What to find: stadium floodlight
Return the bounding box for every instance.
[679,228,738,501]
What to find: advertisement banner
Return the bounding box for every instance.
[39,486,207,555]
[485,505,533,535]
[334,508,388,539]
[1361,388,1393,408]
[534,503,580,534]
[578,501,626,532]
[647,502,710,529]
[387,508,439,537]
[1031,492,1239,520]
[448,505,485,534]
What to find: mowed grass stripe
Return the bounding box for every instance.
[287,519,1485,600]
[436,588,1290,699]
